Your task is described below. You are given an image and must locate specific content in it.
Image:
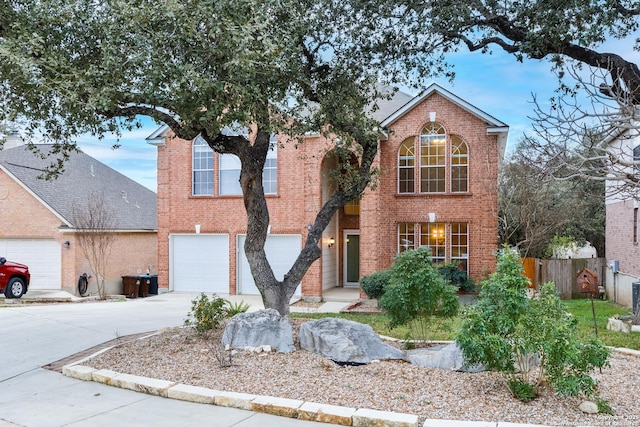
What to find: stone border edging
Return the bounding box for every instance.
[60,334,640,427]
[62,364,418,427]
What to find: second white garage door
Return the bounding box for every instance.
[237,234,302,295]
[0,239,61,290]
[170,234,229,293]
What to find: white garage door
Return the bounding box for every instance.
[170,234,229,293]
[237,234,302,295]
[0,239,61,290]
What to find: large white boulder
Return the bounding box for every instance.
[406,343,484,372]
[298,318,404,364]
[221,309,295,353]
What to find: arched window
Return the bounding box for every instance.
[451,136,469,193]
[420,123,446,193]
[192,136,214,195]
[398,138,415,193]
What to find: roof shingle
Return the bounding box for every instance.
[0,144,157,230]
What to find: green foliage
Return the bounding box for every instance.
[226,300,250,317]
[360,269,392,299]
[437,262,475,293]
[507,378,536,402]
[184,293,229,334]
[380,248,459,343]
[597,398,614,415]
[457,247,610,401]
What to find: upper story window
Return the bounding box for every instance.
[397,122,471,195]
[193,136,214,196]
[262,134,278,194]
[219,153,242,195]
[634,145,640,171]
[398,138,415,193]
[192,135,278,196]
[451,136,469,193]
[420,123,446,193]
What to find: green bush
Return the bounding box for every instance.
[226,300,250,317]
[438,262,476,293]
[456,247,610,401]
[380,248,459,344]
[184,293,228,333]
[360,269,392,299]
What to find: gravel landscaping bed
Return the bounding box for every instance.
[83,319,640,426]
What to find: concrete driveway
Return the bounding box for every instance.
[0,293,327,427]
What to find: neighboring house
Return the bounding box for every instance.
[0,143,157,296]
[605,130,640,308]
[148,83,508,300]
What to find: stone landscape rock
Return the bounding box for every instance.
[299,317,404,364]
[579,400,599,414]
[607,317,631,333]
[221,309,295,353]
[406,342,484,372]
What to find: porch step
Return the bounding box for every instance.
[322,287,360,303]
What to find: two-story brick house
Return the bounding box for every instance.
[148,83,508,300]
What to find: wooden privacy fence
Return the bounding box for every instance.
[522,258,607,299]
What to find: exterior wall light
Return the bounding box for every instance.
[328,237,335,248]
[64,241,70,248]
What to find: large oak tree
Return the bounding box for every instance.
[0,0,440,314]
[399,0,640,196]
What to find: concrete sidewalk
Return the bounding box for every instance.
[2,288,360,314]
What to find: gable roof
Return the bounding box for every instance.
[380,83,509,159]
[0,144,157,230]
[146,83,509,159]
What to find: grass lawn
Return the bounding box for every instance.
[292,299,640,350]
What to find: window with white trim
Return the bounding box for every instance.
[451,136,469,193]
[451,222,469,273]
[420,123,446,193]
[262,135,278,194]
[398,138,415,193]
[219,153,242,195]
[420,222,445,263]
[192,136,214,195]
[398,222,415,252]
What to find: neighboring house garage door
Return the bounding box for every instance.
[170,234,229,293]
[0,239,61,290]
[237,234,302,295]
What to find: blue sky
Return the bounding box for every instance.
[77,36,640,193]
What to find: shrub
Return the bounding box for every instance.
[380,248,459,344]
[226,300,250,317]
[438,262,476,293]
[360,269,392,299]
[184,293,228,333]
[456,247,610,401]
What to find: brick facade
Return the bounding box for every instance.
[155,85,505,299]
[606,199,640,277]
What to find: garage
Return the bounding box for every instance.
[0,239,61,290]
[170,234,229,293]
[237,234,302,295]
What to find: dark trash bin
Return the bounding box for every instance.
[148,275,158,295]
[122,276,140,298]
[138,276,150,298]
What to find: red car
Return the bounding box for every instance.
[0,257,30,298]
